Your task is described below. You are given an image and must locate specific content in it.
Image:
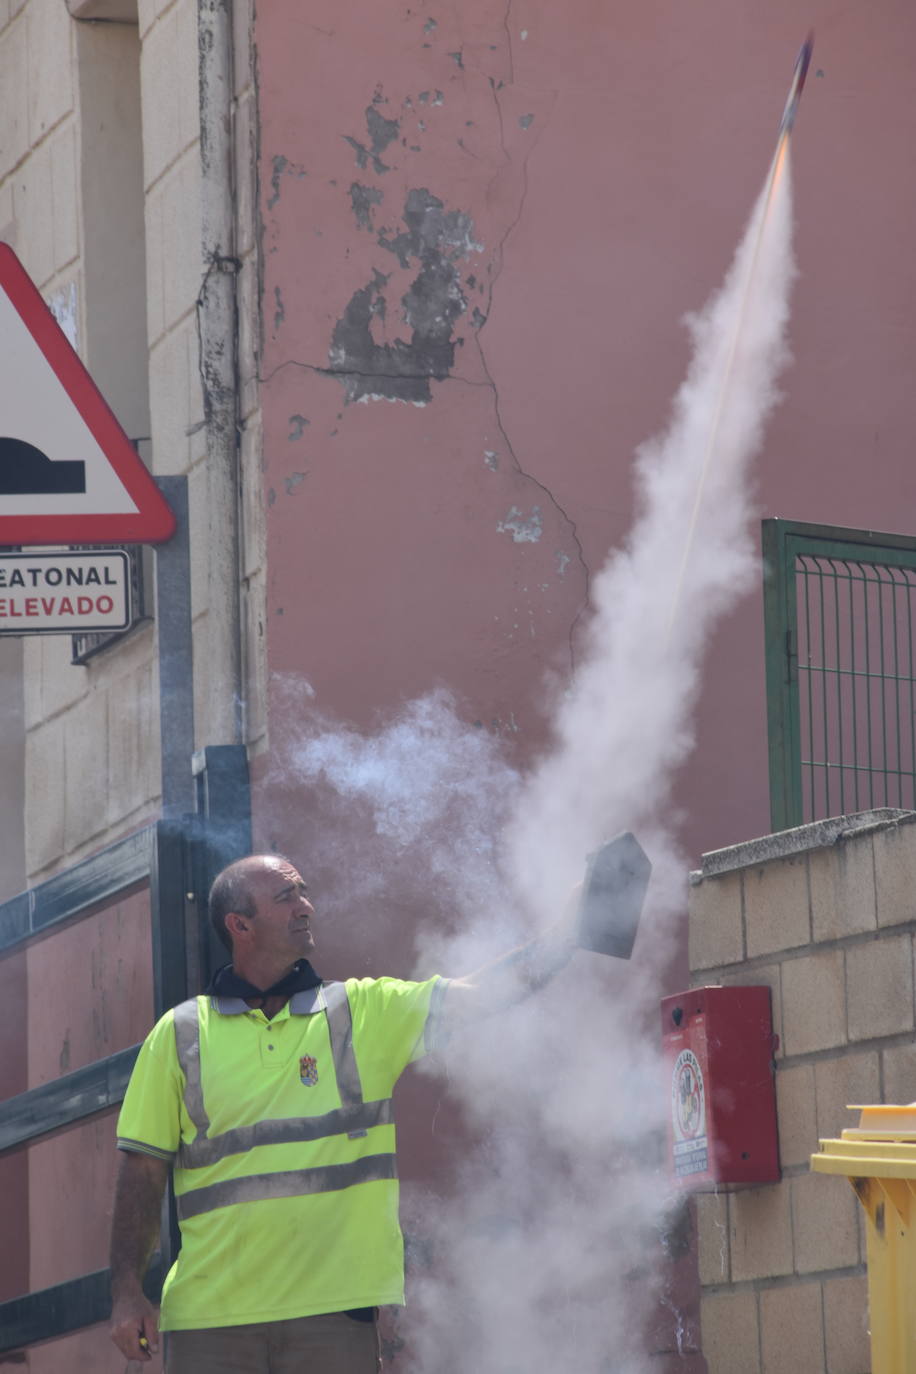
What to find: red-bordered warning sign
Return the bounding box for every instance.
[0,244,175,545]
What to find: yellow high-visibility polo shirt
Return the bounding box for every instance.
[116,975,446,1330]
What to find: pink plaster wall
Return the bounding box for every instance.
[255,0,916,869]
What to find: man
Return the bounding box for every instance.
[109,853,578,1373]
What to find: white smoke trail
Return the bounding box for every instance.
[273,147,797,1371]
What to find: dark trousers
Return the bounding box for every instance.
[165,1312,380,1374]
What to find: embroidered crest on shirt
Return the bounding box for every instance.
[299,1054,319,1086]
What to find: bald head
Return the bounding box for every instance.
[209,854,291,951]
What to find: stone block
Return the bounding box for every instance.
[745,853,810,958]
[781,949,846,1056]
[874,820,916,928]
[39,632,87,721]
[700,1290,760,1374]
[0,15,28,177]
[148,322,192,474]
[16,139,55,288]
[822,1273,870,1374]
[24,718,65,876]
[882,1043,916,1105]
[759,1283,824,1374]
[791,1170,859,1274]
[814,1051,880,1144]
[688,871,743,973]
[139,3,182,188]
[26,0,74,144]
[63,688,110,853]
[729,1183,792,1282]
[846,934,914,1042]
[175,0,200,151]
[695,1191,729,1287]
[107,660,159,823]
[159,151,202,331]
[775,1062,817,1168]
[144,186,165,346]
[49,119,78,270]
[809,838,877,943]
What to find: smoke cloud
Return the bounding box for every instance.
[271,148,796,1370]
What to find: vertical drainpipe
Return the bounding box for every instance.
[198,0,243,746]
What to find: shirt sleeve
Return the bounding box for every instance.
[347,975,449,1095]
[116,1011,184,1162]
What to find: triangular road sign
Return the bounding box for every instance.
[0,244,175,544]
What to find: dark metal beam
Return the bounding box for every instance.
[0,1045,140,1155]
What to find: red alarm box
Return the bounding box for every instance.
[661,985,780,1190]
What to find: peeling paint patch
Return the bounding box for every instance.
[484,450,499,470]
[497,506,543,543]
[328,189,481,404]
[288,415,310,441]
[555,551,570,576]
[274,286,285,332]
[268,154,306,210]
[47,281,78,348]
[448,49,464,68]
[423,16,437,33]
[267,488,277,506]
[344,107,400,174]
[350,182,384,231]
[285,472,307,494]
[519,113,534,129]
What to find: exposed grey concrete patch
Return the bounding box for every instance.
[432,91,444,105]
[696,808,916,880]
[268,154,306,210]
[484,450,499,470]
[327,189,480,404]
[497,505,543,543]
[423,17,437,33]
[350,182,384,231]
[556,551,570,576]
[274,286,285,332]
[288,415,310,441]
[519,113,534,129]
[344,106,401,175]
[448,49,464,67]
[285,472,307,494]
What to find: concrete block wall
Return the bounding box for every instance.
[689,809,916,1374]
[3,0,263,880]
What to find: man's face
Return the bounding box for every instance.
[244,858,316,960]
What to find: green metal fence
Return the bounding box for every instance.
[763,519,916,832]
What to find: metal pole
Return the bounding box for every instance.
[155,475,195,818]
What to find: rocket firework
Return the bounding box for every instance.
[778,32,814,137]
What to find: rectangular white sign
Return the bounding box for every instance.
[0,550,131,634]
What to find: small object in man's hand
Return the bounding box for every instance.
[576,832,651,959]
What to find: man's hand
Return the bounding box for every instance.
[110,1288,160,1361]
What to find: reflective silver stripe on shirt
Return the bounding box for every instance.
[172,998,209,1137]
[177,1098,394,1169]
[321,981,364,1108]
[176,1153,398,1220]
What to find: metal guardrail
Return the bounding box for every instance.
[763,519,916,831]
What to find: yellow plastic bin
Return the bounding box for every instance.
[812,1105,916,1373]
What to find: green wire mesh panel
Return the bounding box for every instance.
[763,521,916,831]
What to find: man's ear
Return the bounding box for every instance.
[226,911,251,942]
